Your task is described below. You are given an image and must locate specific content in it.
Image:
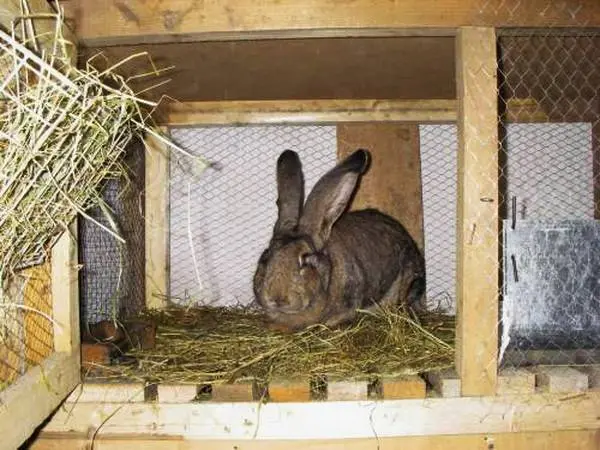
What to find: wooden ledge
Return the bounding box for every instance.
[38,391,600,440]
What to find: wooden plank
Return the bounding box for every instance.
[80,37,455,103]
[144,128,170,310]
[427,369,461,398]
[51,221,80,356]
[0,352,79,450]
[26,430,600,450]
[161,98,557,127]
[337,122,424,250]
[380,375,426,400]
[65,0,600,46]
[157,384,199,403]
[326,379,368,401]
[211,382,255,402]
[455,27,499,397]
[267,378,311,402]
[579,366,600,390]
[66,382,145,403]
[534,366,589,394]
[37,392,600,439]
[496,368,536,395]
[164,99,457,126]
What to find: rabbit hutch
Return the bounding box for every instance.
[0,0,599,449]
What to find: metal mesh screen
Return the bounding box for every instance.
[168,125,336,306]
[79,138,146,325]
[420,125,458,313]
[497,30,600,367]
[0,263,53,391]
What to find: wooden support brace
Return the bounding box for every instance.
[326,379,368,401]
[380,375,426,400]
[579,365,600,391]
[52,221,80,358]
[496,368,536,395]
[533,366,589,394]
[157,384,199,403]
[210,382,255,402]
[455,26,499,397]
[66,382,146,403]
[144,127,170,309]
[267,378,311,402]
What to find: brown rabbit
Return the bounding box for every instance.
[253,149,425,332]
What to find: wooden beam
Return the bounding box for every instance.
[30,429,600,450]
[36,392,600,439]
[144,128,170,309]
[65,0,600,46]
[163,99,457,126]
[51,222,80,356]
[455,27,499,397]
[0,352,79,450]
[26,429,600,450]
[163,99,560,127]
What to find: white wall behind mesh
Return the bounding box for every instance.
[167,122,593,313]
[504,123,593,220]
[168,125,336,306]
[419,125,458,312]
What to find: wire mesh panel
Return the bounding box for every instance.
[168,125,336,307]
[0,264,53,391]
[419,125,458,313]
[497,30,600,367]
[79,139,146,325]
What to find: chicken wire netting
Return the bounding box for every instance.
[497,30,600,367]
[0,263,54,391]
[79,138,146,327]
[168,125,337,306]
[167,124,468,314]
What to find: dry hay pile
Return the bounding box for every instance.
[99,305,455,385]
[0,9,205,299]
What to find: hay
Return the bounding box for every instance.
[94,305,455,385]
[0,7,206,303]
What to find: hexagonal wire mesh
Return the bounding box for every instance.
[78,138,146,328]
[0,263,53,391]
[497,29,600,368]
[168,125,337,306]
[168,125,467,316]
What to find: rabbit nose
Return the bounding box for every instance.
[273,297,286,307]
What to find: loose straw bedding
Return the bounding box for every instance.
[90,305,455,386]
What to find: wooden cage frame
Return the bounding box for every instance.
[1,1,598,449]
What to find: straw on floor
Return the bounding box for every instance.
[91,304,455,386]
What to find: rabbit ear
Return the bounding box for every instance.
[299,149,370,248]
[274,150,304,235]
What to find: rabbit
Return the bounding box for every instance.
[253,148,426,332]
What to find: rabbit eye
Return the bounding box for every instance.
[299,252,319,269]
[298,253,311,268]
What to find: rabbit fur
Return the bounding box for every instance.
[253,149,425,332]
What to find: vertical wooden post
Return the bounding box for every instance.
[455,27,499,396]
[51,222,80,358]
[145,128,170,309]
